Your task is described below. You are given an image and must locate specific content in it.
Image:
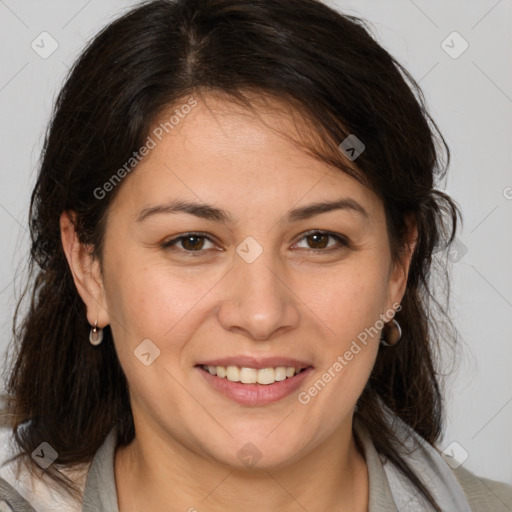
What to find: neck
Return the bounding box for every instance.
[115,421,369,512]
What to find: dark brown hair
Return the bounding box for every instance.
[3,0,460,509]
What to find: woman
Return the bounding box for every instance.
[1,0,510,510]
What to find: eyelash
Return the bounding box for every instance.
[161,230,350,255]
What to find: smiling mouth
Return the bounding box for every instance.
[199,364,308,385]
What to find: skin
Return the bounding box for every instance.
[61,93,416,512]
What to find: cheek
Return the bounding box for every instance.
[102,253,226,354]
[301,256,391,345]
[101,256,215,416]
[296,279,382,432]
[292,254,388,410]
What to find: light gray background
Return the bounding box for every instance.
[0,0,511,485]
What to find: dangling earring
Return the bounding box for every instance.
[89,320,103,346]
[380,319,402,347]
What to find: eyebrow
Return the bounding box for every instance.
[136,198,369,224]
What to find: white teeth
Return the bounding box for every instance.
[202,365,303,385]
[226,365,240,382]
[240,367,258,384]
[257,368,276,385]
[274,366,287,381]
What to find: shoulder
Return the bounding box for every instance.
[371,407,512,511]
[0,425,88,512]
[451,464,512,512]
[0,425,36,511]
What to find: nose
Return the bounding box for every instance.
[217,249,300,341]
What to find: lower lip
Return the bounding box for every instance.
[196,366,314,406]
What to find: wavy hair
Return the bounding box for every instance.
[3,1,460,509]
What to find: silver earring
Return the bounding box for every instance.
[89,321,103,346]
[380,319,402,347]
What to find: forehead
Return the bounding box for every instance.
[109,93,382,221]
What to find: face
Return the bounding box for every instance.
[75,94,409,469]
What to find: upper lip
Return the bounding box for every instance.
[197,356,312,370]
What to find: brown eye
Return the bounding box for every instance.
[181,235,205,250]
[295,231,349,251]
[306,233,329,249]
[162,233,216,252]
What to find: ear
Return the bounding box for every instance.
[386,215,418,310]
[60,211,110,328]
